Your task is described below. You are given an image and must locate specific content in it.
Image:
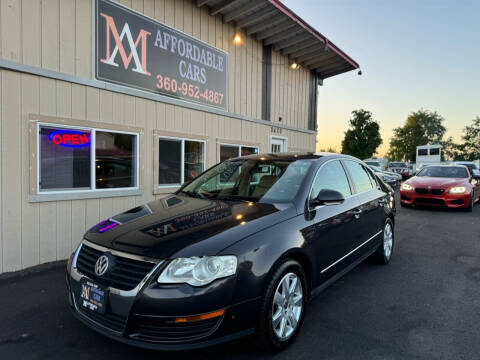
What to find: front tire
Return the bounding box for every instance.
[256,259,307,352]
[371,218,394,264]
[465,192,474,212]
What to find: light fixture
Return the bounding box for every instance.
[233,33,242,45]
[290,62,299,70]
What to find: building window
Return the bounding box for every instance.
[418,149,428,156]
[158,137,205,187]
[429,148,440,155]
[38,124,139,193]
[219,144,259,162]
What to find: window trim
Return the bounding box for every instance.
[307,159,355,211]
[217,141,260,162]
[154,131,207,193]
[28,115,144,202]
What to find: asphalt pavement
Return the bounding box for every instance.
[1,197,480,360]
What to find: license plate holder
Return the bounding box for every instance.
[78,278,108,314]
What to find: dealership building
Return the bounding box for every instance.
[0,0,358,274]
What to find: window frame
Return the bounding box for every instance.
[218,142,259,162]
[28,115,144,202]
[36,122,140,195]
[342,159,378,194]
[155,134,207,190]
[307,159,354,211]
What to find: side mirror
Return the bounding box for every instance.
[310,189,345,208]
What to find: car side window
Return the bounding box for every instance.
[343,160,375,193]
[310,160,352,200]
[365,167,378,188]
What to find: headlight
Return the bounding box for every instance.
[158,256,237,287]
[449,186,466,194]
[401,183,413,191]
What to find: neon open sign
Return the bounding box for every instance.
[49,130,90,148]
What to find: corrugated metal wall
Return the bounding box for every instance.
[0,0,316,274]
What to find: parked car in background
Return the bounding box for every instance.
[400,165,480,211]
[369,165,401,189]
[455,161,480,177]
[66,153,396,351]
[387,162,410,179]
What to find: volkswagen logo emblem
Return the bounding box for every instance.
[95,255,109,276]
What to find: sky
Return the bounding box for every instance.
[283,0,480,156]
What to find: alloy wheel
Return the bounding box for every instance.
[271,272,303,340]
[383,223,393,259]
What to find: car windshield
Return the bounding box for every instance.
[417,166,469,178]
[389,162,407,168]
[369,165,382,172]
[180,159,312,203]
[366,161,381,167]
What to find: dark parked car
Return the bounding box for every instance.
[66,153,396,351]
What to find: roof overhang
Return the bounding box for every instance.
[196,0,359,79]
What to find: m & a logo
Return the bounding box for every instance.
[100,13,151,76]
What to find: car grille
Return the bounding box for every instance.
[77,305,127,333]
[414,198,445,205]
[76,244,156,291]
[128,314,223,343]
[415,188,445,195]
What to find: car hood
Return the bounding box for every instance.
[408,176,469,188]
[84,194,296,259]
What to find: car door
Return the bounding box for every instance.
[303,160,362,279]
[342,160,387,255]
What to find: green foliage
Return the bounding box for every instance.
[461,116,480,161]
[387,110,446,161]
[341,109,382,159]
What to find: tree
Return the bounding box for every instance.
[461,116,480,161]
[341,109,382,159]
[387,110,446,161]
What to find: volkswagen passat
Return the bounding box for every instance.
[66,153,396,351]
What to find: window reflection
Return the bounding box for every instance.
[184,140,204,182]
[96,131,136,188]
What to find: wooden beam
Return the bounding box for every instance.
[261,25,300,44]
[273,33,312,51]
[246,15,285,36]
[236,7,277,28]
[223,1,265,23]
[196,0,211,7]
[210,0,238,16]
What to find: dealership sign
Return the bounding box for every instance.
[95,0,228,110]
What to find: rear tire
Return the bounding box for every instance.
[256,259,307,352]
[371,219,394,264]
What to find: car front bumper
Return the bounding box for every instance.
[66,241,258,350]
[400,190,471,208]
